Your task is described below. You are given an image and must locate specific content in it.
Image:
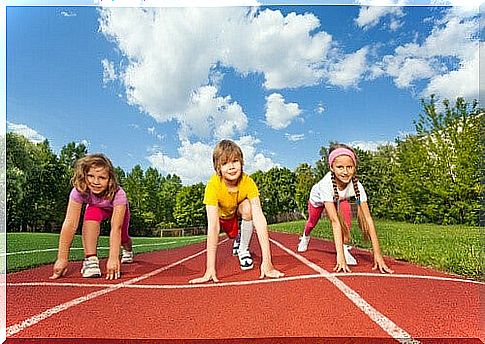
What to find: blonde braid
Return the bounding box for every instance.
[352,175,370,241]
[331,172,350,241]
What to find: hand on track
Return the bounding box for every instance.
[106,258,121,280]
[50,259,68,279]
[189,270,219,284]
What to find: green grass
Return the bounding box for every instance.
[5,219,484,281]
[5,232,206,273]
[269,219,483,281]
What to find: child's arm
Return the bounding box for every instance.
[105,204,126,280]
[360,202,394,274]
[324,201,351,273]
[250,196,284,279]
[189,205,220,284]
[50,200,82,279]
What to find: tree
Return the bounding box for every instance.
[173,183,206,227]
[294,163,316,218]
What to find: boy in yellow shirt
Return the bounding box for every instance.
[189,140,284,283]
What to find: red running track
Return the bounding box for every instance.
[5,231,484,344]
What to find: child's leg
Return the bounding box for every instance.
[121,208,132,251]
[82,205,108,257]
[237,199,253,253]
[304,201,324,236]
[82,221,100,257]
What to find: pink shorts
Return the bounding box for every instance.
[84,205,131,245]
[219,216,239,239]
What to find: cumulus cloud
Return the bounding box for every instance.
[7,122,46,144]
[180,85,248,140]
[328,47,369,88]
[265,93,302,130]
[98,7,336,139]
[355,5,404,30]
[378,8,479,100]
[147,136,278,185]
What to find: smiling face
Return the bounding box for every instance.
[219,156,242,186]
[330,155,355,188]
[85,166,110,195]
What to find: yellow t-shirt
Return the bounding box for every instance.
[203,173,259,219]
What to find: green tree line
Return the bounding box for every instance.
[6,97,483,235]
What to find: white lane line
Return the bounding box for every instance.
[270,238,420,344]
[6,239,225,337]
[2,239,205,257]
[5,274,325,289]
[5,271,482,290]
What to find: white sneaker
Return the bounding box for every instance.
[81,256,102,278]
[297,235,310,252]
[121,249,134,264]
[343,245,357,266]
[238,250,254,270]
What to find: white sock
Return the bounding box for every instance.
[238,220,253,253]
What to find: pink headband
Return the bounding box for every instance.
[328,148,356,166]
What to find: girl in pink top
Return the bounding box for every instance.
[50,154,133,280]
[298,144,393,274]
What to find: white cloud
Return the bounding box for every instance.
[180,85,248,140]
[348,140,394,151]
[221,9,333,89]
[236,135,279,173]
[98,7,335,139]
[147,135,278,185]
[101,59,116,85]
[285,133,305,142]
[60,10,76,17]
[423,46,479,100]
[265,93,302,130]
[379,8,479,100]
[355,6,404,30]
[315,102,325,114]
[328,47,369,88]
[7,122,46,144]
[148,140,214,185]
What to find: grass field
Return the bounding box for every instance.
[4,233,206,273]
[4,219,483,281]
[269,219,483,281]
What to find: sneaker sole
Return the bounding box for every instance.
[82,272,101,278]
[240,263,254,270]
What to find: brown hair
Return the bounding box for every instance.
[71,153,119,201]
[212,140,244,176]
[328,143,370,241]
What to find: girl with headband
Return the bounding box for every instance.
[297,143,393,273]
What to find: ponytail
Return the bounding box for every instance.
[331,172,350,242]
[352,176,370,241]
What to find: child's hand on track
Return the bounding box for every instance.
[372,257,394,274]
[189,270,219,284]
[259,263,284,279]
[106,258,121,280]
[50,259,68,279]
[333,259,351,273]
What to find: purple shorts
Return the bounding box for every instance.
[84,205,131,245]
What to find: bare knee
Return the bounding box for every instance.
[238,199,252,221]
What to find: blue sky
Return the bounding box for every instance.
[5,1,481,185]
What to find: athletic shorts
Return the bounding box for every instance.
[84,205,131,245]
[219,216,239,239]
